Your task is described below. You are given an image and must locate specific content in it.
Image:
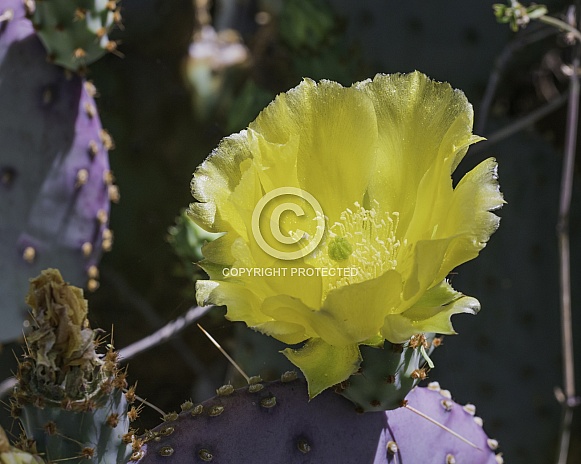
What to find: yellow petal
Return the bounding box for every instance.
[358,72,477,230]
[262,272,402,347]
[260,295,319,339]
[399,159,503,297]
[252,321,310,345]
[314,270,402,345]
[438,158,505,276]
[260,262,323,310]
[196,279,270,327]
[250,78,379,224]
[190,132,255,234]
[400,238,452,303]
[381,280,480,342]
[247,129,301,193]
[282,338,362,398]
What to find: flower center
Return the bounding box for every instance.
[309,200,402,297]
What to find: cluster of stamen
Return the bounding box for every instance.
[311,199,403,296]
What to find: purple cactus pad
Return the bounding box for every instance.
[0,0,114,342]
[130,378,501,464]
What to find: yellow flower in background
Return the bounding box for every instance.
[190,71,504,398]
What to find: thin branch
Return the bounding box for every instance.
[472,91,569,155]
[540,14,581,43]
[118,305,212,361]
[103,266,208,376]
[0,377,16,400]
[478,24,558,134]
[555,5,581,464]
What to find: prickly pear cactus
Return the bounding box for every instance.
[387,382,503,463]
[11,269,131,463]
[129,375,500,464]
[337,333,440,412]
[0,0,117,342]
[26,0,122,72]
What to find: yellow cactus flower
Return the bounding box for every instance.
[190,71,504,398]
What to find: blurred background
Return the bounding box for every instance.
[2,0,581,462]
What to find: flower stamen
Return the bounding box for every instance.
[311,200,402,295]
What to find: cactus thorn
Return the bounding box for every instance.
[403,402,481,450]
[197,323,250,382]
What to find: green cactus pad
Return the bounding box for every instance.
[27,0,122,71]
[336,333,439,412]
